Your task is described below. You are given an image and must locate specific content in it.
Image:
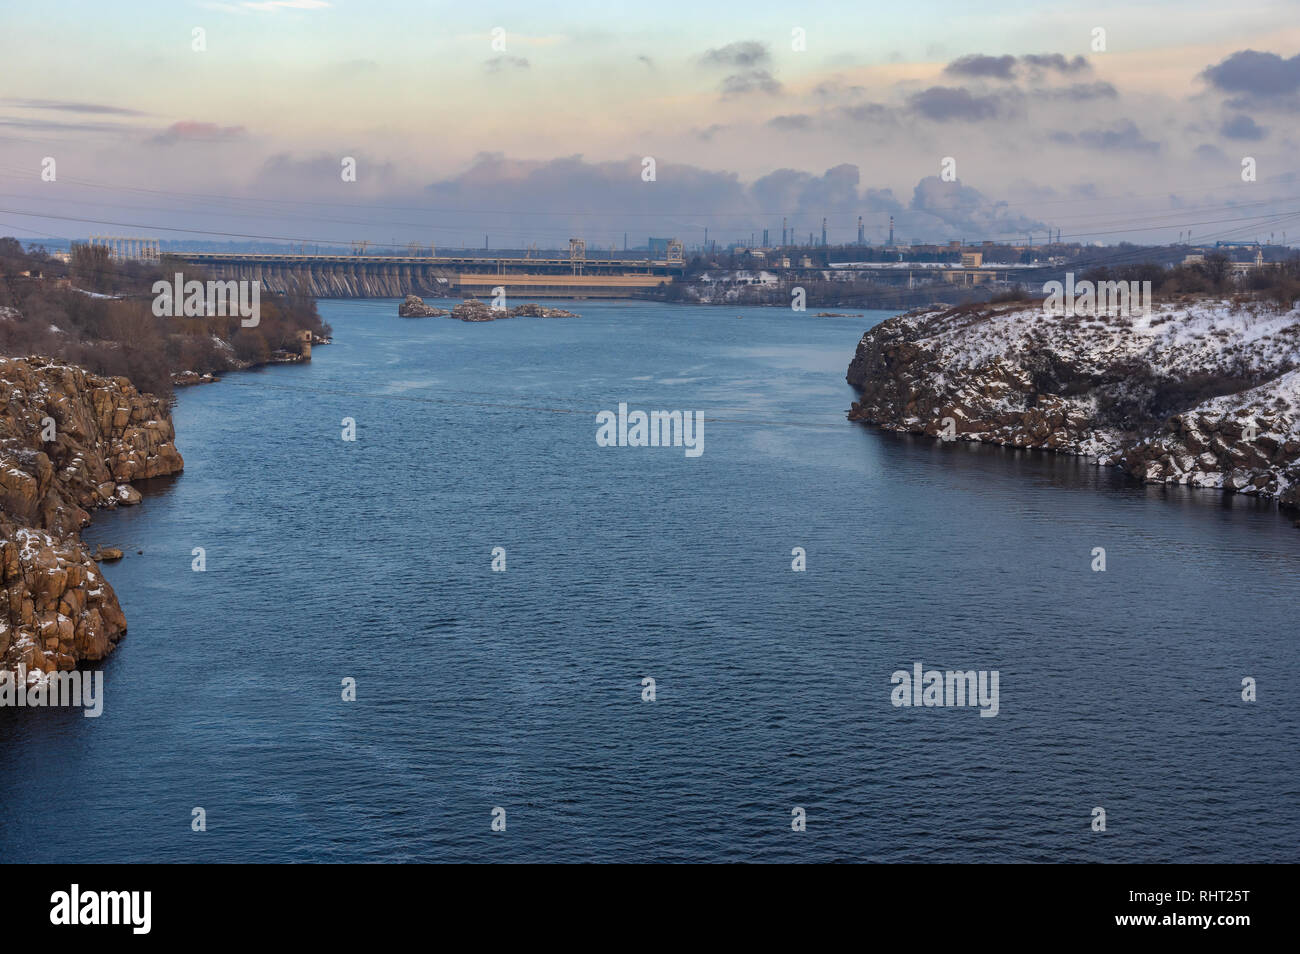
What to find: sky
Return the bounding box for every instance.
[1,0,1298,249]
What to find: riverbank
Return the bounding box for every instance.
[846,298,1300,521]
[0,356,184,678]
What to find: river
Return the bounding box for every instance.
[2,298,1296,862]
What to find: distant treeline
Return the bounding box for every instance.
[0,238,331,398]
[1074,251,1300,305]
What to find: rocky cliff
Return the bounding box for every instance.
[846,299,1300,516]
[1,356,183,678]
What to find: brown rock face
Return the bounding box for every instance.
[1,356,184,675]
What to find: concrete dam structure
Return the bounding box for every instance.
[171,242,685,300]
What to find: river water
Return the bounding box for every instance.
[2,299,1296,862]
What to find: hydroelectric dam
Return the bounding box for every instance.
[169,240,686,300]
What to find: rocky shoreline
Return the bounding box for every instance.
[1,356,185,680]
[846,299,1300,520]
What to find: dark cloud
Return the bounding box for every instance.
[944,53,1091,81]
[1021,53,1090,74]
[1051,119,1160,153]
[1195,143,1229,162]
[149,121,247,145]
[1201,50,1300,97]
[720,69,781,97]
[1,98,146,116]
[766,114,812,130]
[700,41,770,69]
[836,102,895,126]
[1036,81,1117,101]
[0,117,137,133]
[1220,113,1268,140]
[908,86,1004,121]
[485,56,530,72]
[944,54,1016,79]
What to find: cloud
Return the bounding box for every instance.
[691,124,728,141]
[0,117,138,133]
[750,163,871,215]
[485,56,530,73]
[908,175,1045,239]
[401,154,1041,244]
[908,86,1004,121]
[1195,143,1228,162]
[1220,114,1267,140]
[721,70,781,97]
[150,121,247,144]
[944,53,1091,81]
[1050,119,1160,153]
[700,41,770,69]
[1036,81,1117,101]
[1020,54,1090,74]
[811,79,867,101]
[766,114,813,130]
[1,98,146,116]
[255,151,398,191]
[838,102,895,124]
[944,54,1016,79]
[1201,50,1300,98]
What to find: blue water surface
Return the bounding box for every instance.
[2,299,1296,862]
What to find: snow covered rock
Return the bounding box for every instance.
[846,299,1300,518]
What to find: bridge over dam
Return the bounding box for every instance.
[171,242,685,300]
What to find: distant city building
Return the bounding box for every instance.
[648,237,671,256]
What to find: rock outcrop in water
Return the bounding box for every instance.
[395,296,580,321]
[448,299,579,321]
[846,299,1300,518]
[1,356,183,678]
[398,295,449,318]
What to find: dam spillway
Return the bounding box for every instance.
[168,251,683,299]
